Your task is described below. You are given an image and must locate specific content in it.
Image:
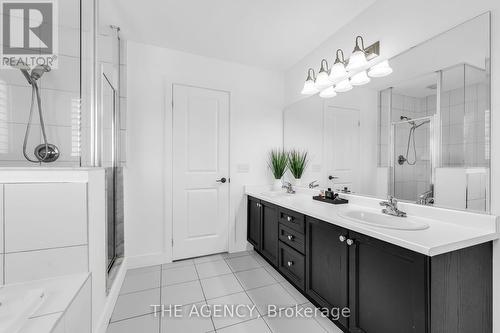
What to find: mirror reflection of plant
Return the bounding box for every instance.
[288,150,308,179]
[268,149,288,180]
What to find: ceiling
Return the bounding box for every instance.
[99,0,376,71]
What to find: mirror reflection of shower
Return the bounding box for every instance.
[397,116,431,166]
[18,63,60,163]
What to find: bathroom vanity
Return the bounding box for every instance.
[246,188,497,333]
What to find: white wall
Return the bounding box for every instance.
[285,0,500,328]
[125,42,284,265]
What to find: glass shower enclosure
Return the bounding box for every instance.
[379,63,490,212]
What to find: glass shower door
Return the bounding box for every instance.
[102,73,119,272]
[392,117,433,202]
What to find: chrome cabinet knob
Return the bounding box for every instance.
[346,239,354,246]
[287,261,294,267]
[287,216,293,222]
[287,235,294,241]
[339,235,347,243]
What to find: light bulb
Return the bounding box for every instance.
[301,69,319,95]
[346,50,368,71]
[334,79,353,93]
[319,86,337,99]
[351,71,370,86]
[301,79,318,95]
[315,59,333,90]
[329,62,347,82]
[368,60,393,78]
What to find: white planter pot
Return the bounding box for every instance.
[293,178,302,186]
[273,179,282,191]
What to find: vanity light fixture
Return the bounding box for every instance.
[346,36,368,71]
[301,68,319,95]
[315,59,333,90]
[350,70,371,86]
[328,49,348,82]
[319,86,337,99]
[334,78,353,93]
[368,60,393,78]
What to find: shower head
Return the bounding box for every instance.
[30,65,51,81]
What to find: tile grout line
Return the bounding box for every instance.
[230,258,275,333]
[158,266,163,333]
[193,257,217,333]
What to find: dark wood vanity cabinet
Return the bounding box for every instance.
[247,196,492,333]
[247,197,261,248]
[247,197,279,266]
[347,231,427,333]
[305,217,349,328]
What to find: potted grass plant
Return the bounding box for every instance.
[288,150,309,186]
[268,149,288,190]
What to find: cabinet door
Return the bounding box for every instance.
[260,202,278,266]
[247,197,261,249]
[305,217,349,328]
[348,232,427,333]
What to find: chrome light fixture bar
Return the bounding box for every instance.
[300,35,392,98]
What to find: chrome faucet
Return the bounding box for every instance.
[282,182,295,194]
[309,180,319,189]
[417,185,434,205]
[380,196,407,217]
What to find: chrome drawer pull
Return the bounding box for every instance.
[287,261,294,267]
[287,235,294,241]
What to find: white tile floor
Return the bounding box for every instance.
[106,251,343,333]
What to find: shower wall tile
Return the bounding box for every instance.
[4,183,87,253]
[0,123,41,162]
[3,85,79,127]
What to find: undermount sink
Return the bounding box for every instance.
[339,209,430,231]
[259,191,294,198]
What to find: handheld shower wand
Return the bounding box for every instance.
[20,65,60,163]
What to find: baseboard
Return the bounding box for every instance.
[126,252,170,269]
[95,258,128,333]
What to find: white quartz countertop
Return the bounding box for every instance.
[245,186,499,256]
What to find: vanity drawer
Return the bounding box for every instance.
[278,242,305,291]
[279,224,305,254]
[278,208,304,234]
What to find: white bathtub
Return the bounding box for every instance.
[0,288,46,333]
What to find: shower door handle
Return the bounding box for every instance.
[216,177,227,184]
[329,175,339,180]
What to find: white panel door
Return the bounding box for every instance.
[172,85,230,260]
[324,106,360,192]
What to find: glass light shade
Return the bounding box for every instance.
[319,86,337,99]
[350,71,371,86]
[301,79,319,95]
[328,62,347,82]
[346,50,368,71]
[315,71,333,90]
[368,60,393,78]
[334,79,353,93]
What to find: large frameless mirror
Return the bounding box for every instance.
[283,12,491,214]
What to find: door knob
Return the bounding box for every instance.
[216,177,227,184]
